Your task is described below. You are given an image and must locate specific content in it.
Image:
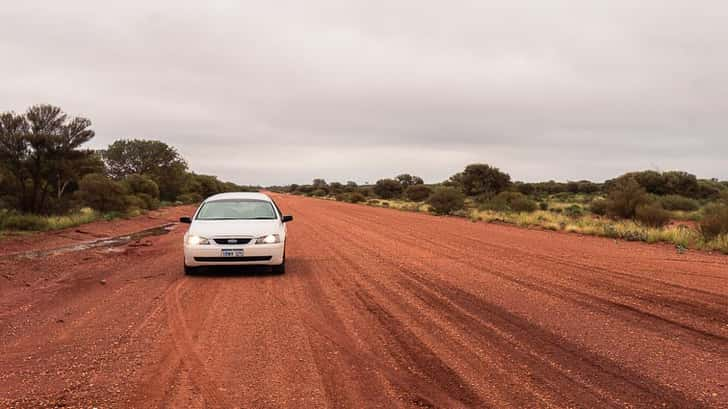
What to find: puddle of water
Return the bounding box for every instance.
[13,223,177,259]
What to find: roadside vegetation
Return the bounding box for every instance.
[0,104,257,232]
[271,165,728,254]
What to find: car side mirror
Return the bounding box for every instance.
[281,215,293,223]
[179,217,192,224]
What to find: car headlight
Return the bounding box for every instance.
[186,235,210,245]
[255,234,280,244]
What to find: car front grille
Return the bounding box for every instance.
[212,238,252,245]
[194,256,272,262]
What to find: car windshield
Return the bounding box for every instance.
[196,199,277,220]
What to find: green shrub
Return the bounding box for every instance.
[538,202,548,211]
[75,173,127,212]
[427,187,465,215]
[346,192,366,203]
[124,194,146,209]
[1,213,50,231]
[334,193,347,201]
[122,174,160,199]
[136,193,160,210]
[659,195,699,211]
[589,199,608,216]
[563,204,584,218]
[635,203,670,227]
[606,177,649,219]
[177,192,203,204]
[700,203,728,239]
[312,189,327,197]
[373,179,403,199]
[405,184,432,202]
[481,191,537,213]
[452,163,511,196]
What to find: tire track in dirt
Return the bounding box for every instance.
[130,277,231,408]
[319,201,728,350]
[282,195,723,407]
[291,213,478,408]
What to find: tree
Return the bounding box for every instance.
[0,105,96,213]
[373,178,403,199]
[345,181,358,192]
[453,164,511,197]
[103,139,188,200]
[396,174,424,188]
[311,178,329,193]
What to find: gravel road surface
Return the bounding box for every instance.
[1,194,727,408]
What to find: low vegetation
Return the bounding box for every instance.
[1,104,256,232]
[273,166,728,254]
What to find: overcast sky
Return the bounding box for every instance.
[2,1,726,185]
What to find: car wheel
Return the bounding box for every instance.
[272,262,285,274]
[184,263,198,275]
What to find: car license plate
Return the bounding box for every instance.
[221,249,244,257]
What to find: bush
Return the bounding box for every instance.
[177,192,203,204]
[122,174,160,199]
[373,179,403,199]
[538,202,548,211]
[589,199,608,216]
[1,212,50,231]
[75,173,126,212]
[312,189,328,197]
[124,194,146,209]
[427,187,465,215]
[634,203,670,227]
[700,203,728,239]
[606,177,649,219]
[451,163,511,196]
[136,193,160,210]
[405,184,432,202]
[481,191,537,213]
[334,193,347,201]
[346,192,366,203]
[563,205,584,218]
[659,195,700,211]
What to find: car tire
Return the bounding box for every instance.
[184,263,198,275]
[272,259,285,275]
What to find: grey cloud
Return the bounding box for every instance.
[2,1,726,185]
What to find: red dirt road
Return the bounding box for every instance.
[1,194,727,408]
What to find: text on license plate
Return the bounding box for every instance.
[221,249,244,257]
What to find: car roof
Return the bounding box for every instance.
[204,192,271,202]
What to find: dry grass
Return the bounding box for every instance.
[470,209,727,254]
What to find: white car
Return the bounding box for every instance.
[180,192,293,275]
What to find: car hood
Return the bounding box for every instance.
[189,219,281,238]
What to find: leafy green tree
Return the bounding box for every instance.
[345,181,358,192]
[103,139,188,200]
[329,182,344,194]
[373,178,403,199]
[312,178,329,193]
[452,164,511,196]
[396,174,424,188]
[0,105,95,213]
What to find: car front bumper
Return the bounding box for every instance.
[184,242,284,267]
